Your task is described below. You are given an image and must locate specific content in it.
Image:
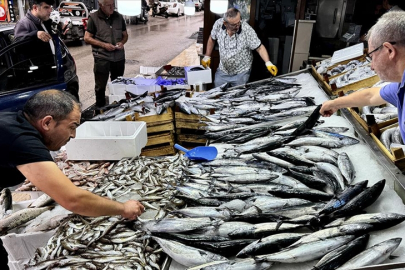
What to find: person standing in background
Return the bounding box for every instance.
[382,0,403,12]
[201,8,277,87]
[84,0,128,108]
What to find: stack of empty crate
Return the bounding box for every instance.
[135,107,176,156]
[174,108,208,148]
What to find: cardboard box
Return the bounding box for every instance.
[185,66,212,85]
[65,121,148,160]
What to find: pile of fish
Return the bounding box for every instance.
[25,154,189,269]
[19,76,405,269]
[379,126,405,154]
[359,104,398,124]
[329,65,376,88]
[326,60,368,76]
[16,151,113,192]
[91,88,187,121]
[0,191,57,235]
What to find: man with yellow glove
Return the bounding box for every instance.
[202,7,277,87]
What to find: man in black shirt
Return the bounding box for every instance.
[0,90,144,268]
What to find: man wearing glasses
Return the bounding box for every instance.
[202,7,277,87]
[320,11,405,142]
[84,0,128,108]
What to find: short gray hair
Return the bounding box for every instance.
[367,11,405,48]
[23,90,81,122]
[223,7,240,22]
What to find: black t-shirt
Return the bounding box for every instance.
[0,111,53,188]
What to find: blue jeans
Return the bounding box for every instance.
[214,69,251,88]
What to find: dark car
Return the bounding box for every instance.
[0,24,79,112]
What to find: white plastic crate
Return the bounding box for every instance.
[65,122,147,160]
[185,65,212,85]
[107,82,127,95]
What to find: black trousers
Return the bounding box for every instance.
[0,239,9,270]
[93,58,125,107]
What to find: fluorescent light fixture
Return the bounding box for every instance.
[29,65,38,70]
[184,0,195,15]
[211,0,228,14]
[117,0,141,16]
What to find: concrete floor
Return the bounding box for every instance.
[67,11,204,109]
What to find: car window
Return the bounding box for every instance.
[0,39,58,92]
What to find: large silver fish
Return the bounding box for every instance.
[337,238,402,270]
[256,235,355,263]
[152,237,228,267]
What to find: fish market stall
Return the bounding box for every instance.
[5,69,405,270]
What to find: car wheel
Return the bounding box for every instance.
[165,13,168,18]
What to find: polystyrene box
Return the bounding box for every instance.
[107,82,127,95]
[185,65,212,85]
[65,122,148,160]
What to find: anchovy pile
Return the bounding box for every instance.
[25,154,189,269]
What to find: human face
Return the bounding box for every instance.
[45,106,81,151]
[224,14,241,34]
[100,0,115,16]
[33,2,52,21]
[367,40,398,81]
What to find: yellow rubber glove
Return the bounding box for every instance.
[202,56,211,68]
[266,61,278,76]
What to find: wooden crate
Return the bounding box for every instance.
[311,66,380,96]
[135,107,174,126]
[141,144,176,156]
[175,111,208,144]
[370,123,405,171]
[347,107,398,133]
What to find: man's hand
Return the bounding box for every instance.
[37,31,52,42]
[320,100,339,117]
[201,56,211,68]
[104,43,117,51]
[265,61,278,76]
[121,200,145,220]
[115,42,124,50]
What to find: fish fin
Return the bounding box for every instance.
[389,255,400,260]
[275,220,283,231]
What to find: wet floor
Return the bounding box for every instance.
[68,11,204,109]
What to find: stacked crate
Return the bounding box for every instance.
[174,109,208,148]
[135,107,176,156]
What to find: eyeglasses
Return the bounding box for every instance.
[225,21,241,28]
[366,41,397,62]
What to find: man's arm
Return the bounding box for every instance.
[84,31,116,51]
[116,30,128,50]
[320,87,386,117]
[255,44,270,62]
[14,21,51,43]
[205,35,215,57]
[17,161,144,219]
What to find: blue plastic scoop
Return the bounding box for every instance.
[174,144,218,161]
